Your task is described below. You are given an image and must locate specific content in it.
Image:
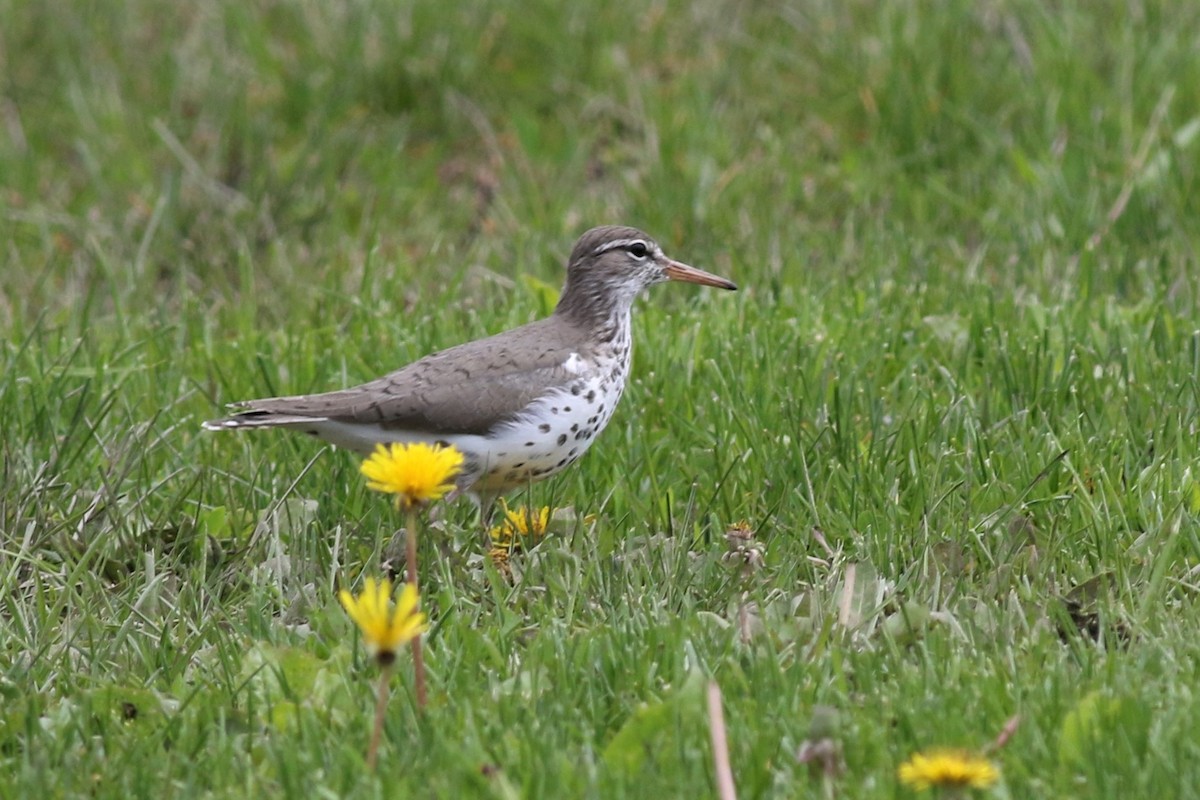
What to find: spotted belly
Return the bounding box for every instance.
[470,381,623,492]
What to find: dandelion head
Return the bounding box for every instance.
[339,577,428,665]
[488,500,551,551]
[898,748,999,791]
[360,442,464,509]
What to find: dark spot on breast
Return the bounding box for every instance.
[597,404,605,414]
[556,458,568,467]
[569,447,578,456]
[513,462,525,469]
[551,407,559,414]
[564,406,572,413]
[586,390,596,402]
[571,385,581,396]
[538,423,551,433]
[557,433,568,446]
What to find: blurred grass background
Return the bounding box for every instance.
[3,0,1200,796]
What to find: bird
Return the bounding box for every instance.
[203,225,737,507]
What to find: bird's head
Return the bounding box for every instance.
[557,226,736,323]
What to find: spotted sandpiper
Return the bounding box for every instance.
[204,225,737,504]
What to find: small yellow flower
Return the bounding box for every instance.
[360,442,464,509]
[488,500,551,550]
[487,502,550,577]
[339,578,428,664]
[898,748,999,791]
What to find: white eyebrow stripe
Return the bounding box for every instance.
[593,238,655,256]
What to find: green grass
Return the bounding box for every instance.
[4,0,1200,796]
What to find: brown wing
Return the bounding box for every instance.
[227,317,589,435]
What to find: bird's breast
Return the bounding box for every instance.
[470,362,628,492]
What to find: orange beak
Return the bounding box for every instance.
[663,259,738,290]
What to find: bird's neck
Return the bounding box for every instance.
[554,276,640,333]
[553,287,633,381]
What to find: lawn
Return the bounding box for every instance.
[3,0,1200,796]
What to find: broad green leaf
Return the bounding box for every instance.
[602,669,706,775]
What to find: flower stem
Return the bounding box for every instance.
[366,663,391,770]
[707,681,738,800]
[406,507,427,710]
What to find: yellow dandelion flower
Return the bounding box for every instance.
[360,442,464,509]
[339,577,428,664]
[488,500,551,552]
[898,748,999,791]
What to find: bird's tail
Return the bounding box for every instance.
[202,410,330,431]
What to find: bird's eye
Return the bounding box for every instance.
[627,242,649,259]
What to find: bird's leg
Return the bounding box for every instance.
[479,493,500,533]
[430,465,483,522]
[431,482,498,548]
